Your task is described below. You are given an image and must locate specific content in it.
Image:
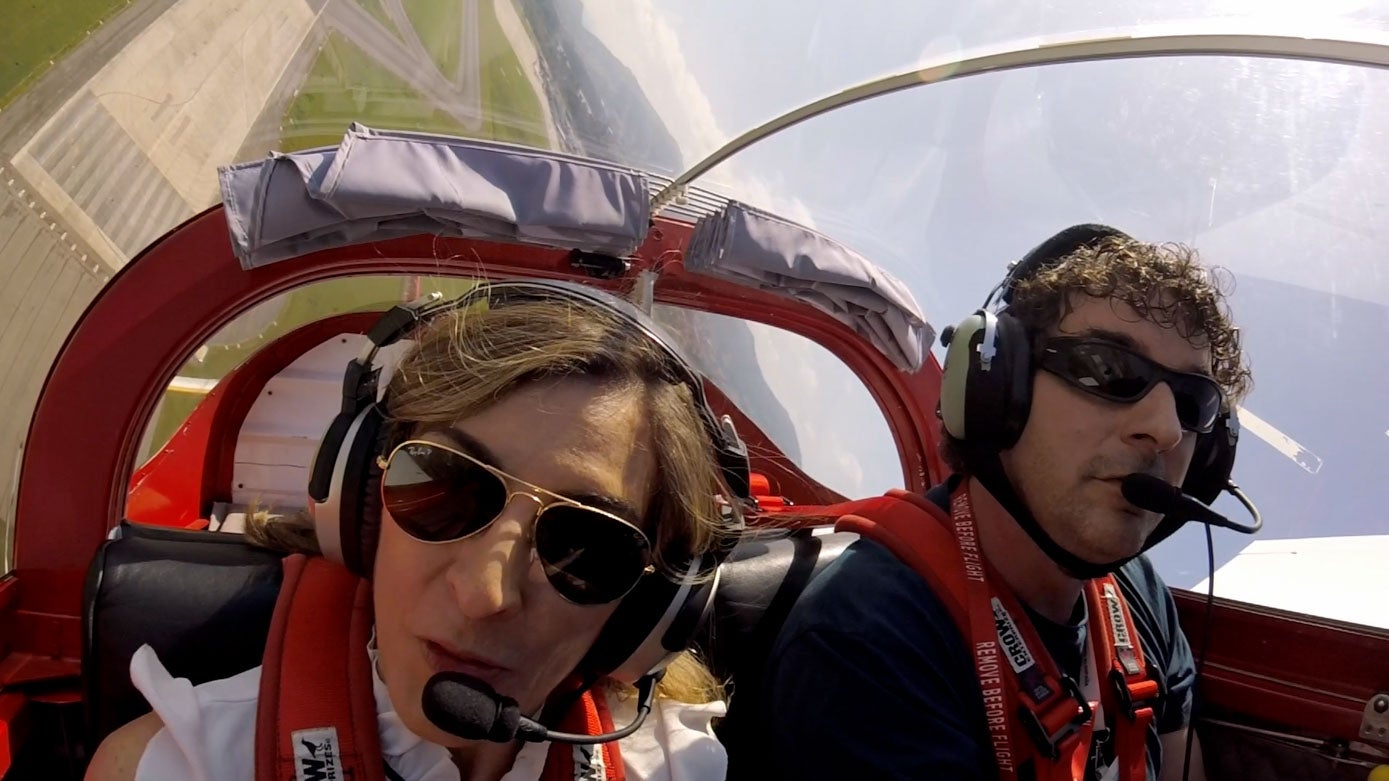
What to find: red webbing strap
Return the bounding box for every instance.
[1087,576,1158,781]
[840,488,1103,780]
[830,491,970,630]
[946,485,1099,781]
[255,555,385,781]
[592,693,624,781]
[538,689,624,781]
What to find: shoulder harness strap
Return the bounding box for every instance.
[256,554,384,781]
[830,489,970,629]
[830,490,1158,781]
[1087,575,1159,781]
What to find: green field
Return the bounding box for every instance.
[0,0,130,109]
[136,0,559,458]
[279,32,473,153]
[476,0,548,148]
[143,275,479,459]
[354,0,401,37]
[403,0,462,86]
[279,1,548,153]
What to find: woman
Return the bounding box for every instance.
[87,281,741,781]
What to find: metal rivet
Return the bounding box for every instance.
[1374,696,1389,714]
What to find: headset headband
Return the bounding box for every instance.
[309,280,752,506]
[985,223,1129,312]
[940,223,1240,578]
[471,281,753,503]
[307,277,751,682]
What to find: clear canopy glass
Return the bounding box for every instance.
[3,0,1386,624]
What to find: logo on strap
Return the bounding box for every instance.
[292,727,342,781]
[993,597,1036,674]
[1101,582,1142,676]
[992,598,1056,702]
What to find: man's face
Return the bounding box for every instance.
[1000,295,1213,563]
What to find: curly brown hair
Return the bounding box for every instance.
[1008,236,1252,402]
[939,234,1252,472]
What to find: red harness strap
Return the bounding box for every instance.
[255,555,627,781]
[256,554,383,781]
[1086,578,1160,781]
[828,488,1158,780]
[538,687,624,781]
[832,491,970,630]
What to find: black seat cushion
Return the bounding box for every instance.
[82,521,284,751]
[81,519,853,765]
[690,527,857,775]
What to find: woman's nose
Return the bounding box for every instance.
[445,496,537,619]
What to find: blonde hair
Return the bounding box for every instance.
[610,650,724,705]
[250,291,735,703]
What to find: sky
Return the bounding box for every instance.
[560,0,1389,618]
[24,0,1386,623]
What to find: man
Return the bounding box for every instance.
[759,225,1251,780]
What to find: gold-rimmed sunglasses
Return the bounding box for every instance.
[377,439,655,605]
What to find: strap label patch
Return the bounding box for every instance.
[992,597,1036,674]
[293,727,342,781]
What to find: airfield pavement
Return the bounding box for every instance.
[0,0,550,566]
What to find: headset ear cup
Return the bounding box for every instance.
[352,414,403,579]
[309,411,357,503]
[320,405,385,578]
[938,312,987,440]
[1181,410,1239,505]
[595,509,744,682]
[1146,411,1240,551]
[579,555,716,684]
[976,314,1032,450]
[941,311,1032,451]
[579,567,682,682]
[574,475,744,684]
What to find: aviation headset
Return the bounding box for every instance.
[306,279,751,684]
[937,224,1239,552]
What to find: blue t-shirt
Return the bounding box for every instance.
[759,506,1195,779]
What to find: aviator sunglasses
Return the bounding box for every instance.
[1037,337,1224,434]
[377,439,655,605]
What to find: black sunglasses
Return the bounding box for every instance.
[378,440,654,605]
[1038,338,1224,434]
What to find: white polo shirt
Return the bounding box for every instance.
[128,645,727,780]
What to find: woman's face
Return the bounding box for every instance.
[372,377,659,745]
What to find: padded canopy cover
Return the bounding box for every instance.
[218,123,653,269]
[686,202,930,372]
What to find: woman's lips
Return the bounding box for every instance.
[423,640,510,685]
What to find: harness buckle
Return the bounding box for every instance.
[1110,666,1162,721]
[1019,676,1093,760]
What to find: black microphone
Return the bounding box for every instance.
[422,672,657,745]
[421,672,546,742]
[1120,473,1262,534]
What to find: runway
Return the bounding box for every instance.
[0,0,555,558]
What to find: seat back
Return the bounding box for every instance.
[689,527,857,775]
[82,522,284,750]
[691,527,855,682]
[82,520,854,756]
